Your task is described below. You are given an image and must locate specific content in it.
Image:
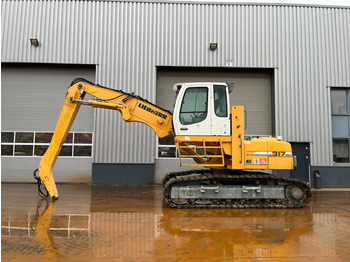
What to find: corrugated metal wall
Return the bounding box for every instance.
[2,1,350,166]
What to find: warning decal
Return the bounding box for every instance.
[254,158,267,165]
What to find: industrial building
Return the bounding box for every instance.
[1,0,350,188]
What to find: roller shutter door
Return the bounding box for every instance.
[1,63,95,183]
[155,67,273,183]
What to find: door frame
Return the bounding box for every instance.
[290,142,311,184]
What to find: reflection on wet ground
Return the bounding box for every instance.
[2,184,350,261]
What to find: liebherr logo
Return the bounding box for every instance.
[138,103,168,120]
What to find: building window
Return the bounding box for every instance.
[1,131,93,157]
[331,88,350,164]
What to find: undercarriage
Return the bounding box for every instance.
[163,170,311,208]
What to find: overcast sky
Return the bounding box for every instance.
[177,0,350,7]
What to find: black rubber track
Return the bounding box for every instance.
[163,169,311,209]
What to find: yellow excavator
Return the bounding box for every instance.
[34,78,311,208]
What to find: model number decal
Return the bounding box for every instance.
[249,151,292,157]
[272,151,286,157]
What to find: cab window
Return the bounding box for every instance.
[214,85,228,117]
[180,87,208,125]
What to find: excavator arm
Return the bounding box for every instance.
[36,78,173,199]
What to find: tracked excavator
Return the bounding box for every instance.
[34,78,311,208]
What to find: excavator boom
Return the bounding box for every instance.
[36,79,173,199]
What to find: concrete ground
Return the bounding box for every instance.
[1,183,350,262]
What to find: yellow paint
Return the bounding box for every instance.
[231,106,245,169]
[33,200,60,259]
[38,81,173,199]
[38,86,82,198]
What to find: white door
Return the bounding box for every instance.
[211,84,230,136]
[175,84,211,136]
[173,83,230,136]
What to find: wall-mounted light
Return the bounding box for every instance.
[209,43,218,51]
[30,38,39,47]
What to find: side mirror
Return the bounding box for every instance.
[227,82,234,93]
[173,83,183,93]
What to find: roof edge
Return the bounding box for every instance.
[79,0,350,9]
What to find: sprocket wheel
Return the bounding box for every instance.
[285,185,307,204]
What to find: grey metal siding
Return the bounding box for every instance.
[1,158,93,183]
[310,166,350,188]
[2,1,350,167]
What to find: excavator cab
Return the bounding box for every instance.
[173,83,231,136]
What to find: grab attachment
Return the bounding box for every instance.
[33,169,50,199]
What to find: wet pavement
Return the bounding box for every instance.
[2,183,350,262]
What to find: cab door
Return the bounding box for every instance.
[211,84,230,136]
[174,84,211,136]
[173,83,230,136]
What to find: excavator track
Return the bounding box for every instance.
[163,170,311,209]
